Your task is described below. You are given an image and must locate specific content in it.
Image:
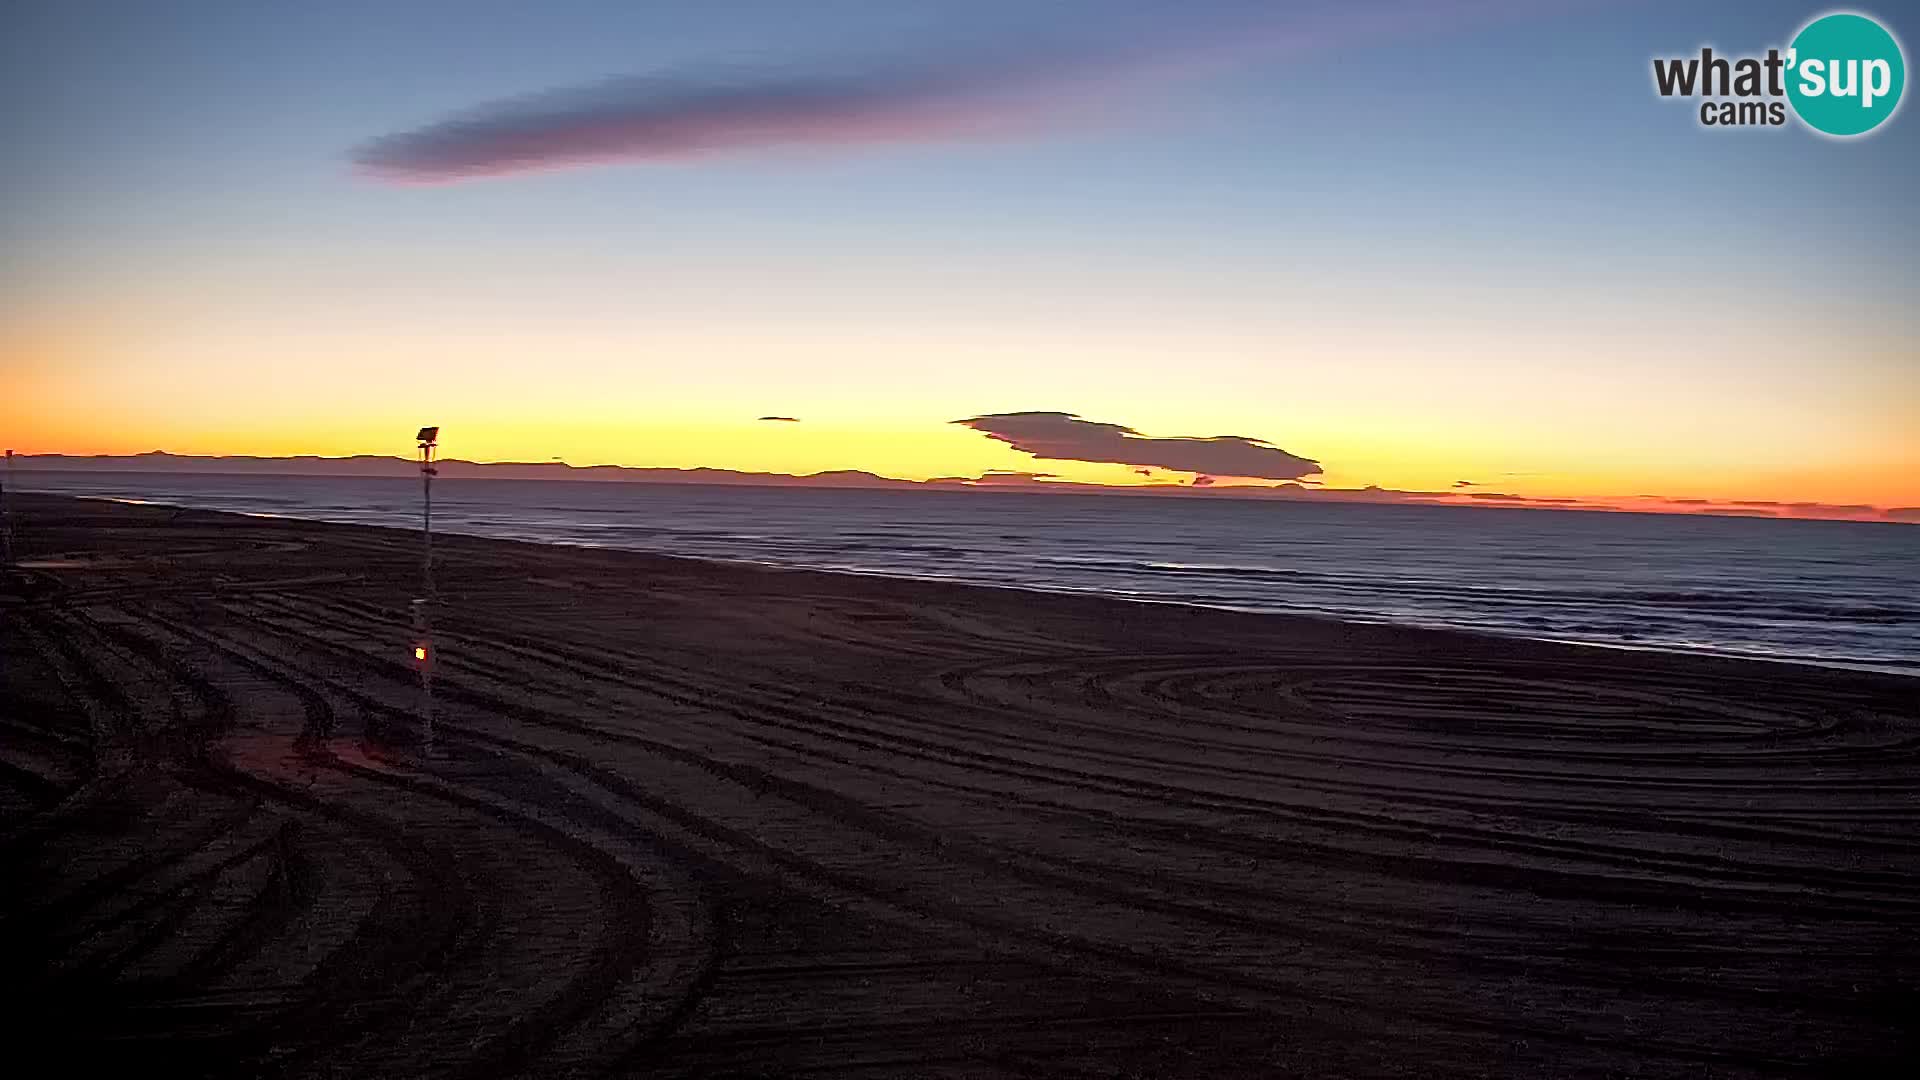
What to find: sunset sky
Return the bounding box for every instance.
[4,0,1916,516]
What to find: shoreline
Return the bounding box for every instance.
[24,489,1919,680]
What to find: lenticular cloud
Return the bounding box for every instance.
[352,2,1489,183]
[955,411,1323,481]
[353,60,1058,183]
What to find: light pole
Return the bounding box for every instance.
[2,449,13,566]
[412,426,439,754]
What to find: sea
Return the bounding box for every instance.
[15,470,1919,673]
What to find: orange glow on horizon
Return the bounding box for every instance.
[6,324,1915,522]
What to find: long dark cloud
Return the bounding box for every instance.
[353,3,1491,183]
[954,411,1321,481]
[355,62,1049,182]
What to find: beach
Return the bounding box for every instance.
[3,491,1916,1077]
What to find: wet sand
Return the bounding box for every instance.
[3,492,1916,1077]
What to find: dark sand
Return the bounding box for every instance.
[2,493,1916,1078]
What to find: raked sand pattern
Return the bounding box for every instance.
[4,495,1917,1077]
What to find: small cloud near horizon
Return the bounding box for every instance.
[757,416,801,422]
[953,411,1322,482]
[971,469,1059,486]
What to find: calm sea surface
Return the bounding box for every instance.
[18,470,1919,672]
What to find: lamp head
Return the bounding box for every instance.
[416,426,439,446]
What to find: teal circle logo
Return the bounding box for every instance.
[1787,12,1905,136]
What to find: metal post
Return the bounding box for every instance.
[415,427,439,755]
[422,442,434,596]
[2,449,13,566]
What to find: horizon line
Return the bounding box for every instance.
[11,450,1916,526]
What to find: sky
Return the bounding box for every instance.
[3,0,1917,518]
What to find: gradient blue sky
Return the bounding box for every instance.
[4,1,1916,509]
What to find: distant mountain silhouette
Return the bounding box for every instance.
[16,452,916,489]
[11,451,1353,502]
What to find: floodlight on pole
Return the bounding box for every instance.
[413,426,439,755]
